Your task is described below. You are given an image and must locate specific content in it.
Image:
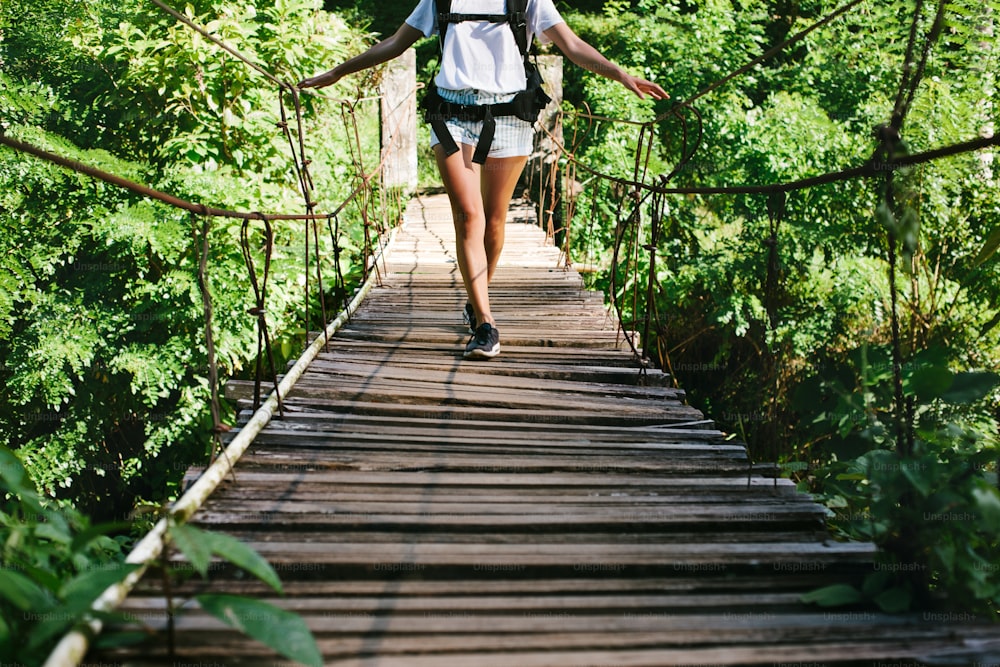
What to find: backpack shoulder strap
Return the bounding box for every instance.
[507,0,530,58]
[436,0,452,50]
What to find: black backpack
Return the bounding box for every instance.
[422,0,552,164]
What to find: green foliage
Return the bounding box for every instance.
[196,595,322,667]
[0,445,133,664]
[0,0,383,521]
[0,442,322,665]
[797,348,1000,613]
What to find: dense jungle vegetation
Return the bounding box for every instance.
[1,0,999,659]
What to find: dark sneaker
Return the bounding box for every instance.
[463,302,476,334]
[464,322,500,359]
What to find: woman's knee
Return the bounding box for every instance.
[452,206,485,235]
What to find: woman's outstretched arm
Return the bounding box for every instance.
[298,23,424,89]
[543,22,668,100]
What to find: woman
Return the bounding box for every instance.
[299,0,667,359]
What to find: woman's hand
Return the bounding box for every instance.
[620,73,668,101]
[298,67,342,90]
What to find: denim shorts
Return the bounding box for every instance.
[429,88,535,159]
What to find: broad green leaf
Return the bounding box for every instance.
[25,617,77,654]
[169,522,213,577]
[862,570,893,598]
[202,530,283,595]
[940,372,1000,404]
[906,365,953,401]
[873,586,912,613]
[92,629,149,649]
[0,569,52,611]
[35,521,73,545]
[934,541,957,573]
[17,562,61,595]
[900,461,933,498]
[825,495,848,508]
[0,446,42,514]
[196,594,322,667]
[800,583,863,607]
[70,521,130,555]
[972,486,1000,528]
[0,445,30,490]
[974,226,1000,265]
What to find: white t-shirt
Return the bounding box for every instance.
[406,0,564,93]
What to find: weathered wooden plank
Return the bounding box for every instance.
[249,411,721,440]
[269,360,683,399]
[189,469,795,488]
[223,453,747,478]
[227,377,686,411]
[215,539,877,566]
[307,354,671,383]
[130,573,866,597]
[252,424,733,451]
[236,397,706,426]
[194,486,805,504]
[135,642,993,667]
[312,338,654,368]
[192,502,826,525]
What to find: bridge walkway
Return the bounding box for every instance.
[95,193,998,666]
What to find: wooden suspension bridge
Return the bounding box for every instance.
[84,193,1000,667]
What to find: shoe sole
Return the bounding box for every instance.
[463,343,500,360]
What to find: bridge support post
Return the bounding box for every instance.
[381,48,418,193]
[525,55,564,248]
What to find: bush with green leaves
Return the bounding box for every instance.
[0,445,133,664]
[796,347,1000,613]
[0,0,382,519]
[1,444,323,665]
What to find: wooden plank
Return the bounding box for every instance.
[235,397,706,426]
[212,540,877,566]
[227,378,686,411]
[130,573,868,597]
[249,412,721,439]
[274,359,683,398]
[200,470,792,490]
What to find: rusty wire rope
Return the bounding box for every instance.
[240,214,284,416]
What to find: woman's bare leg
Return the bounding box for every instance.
[435,144,527,329]
[481,154,529,284]
[435,143,490,325]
